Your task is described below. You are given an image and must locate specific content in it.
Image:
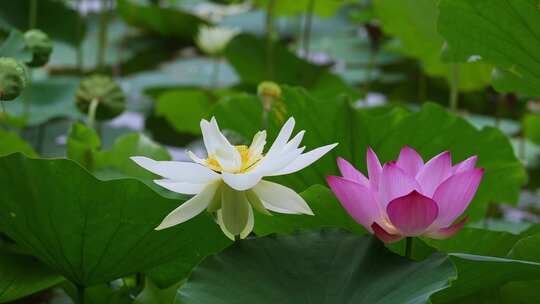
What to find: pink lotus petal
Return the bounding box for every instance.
[327,176,381,232]
[379,162,422,209]
[371,222,402,243]
[396,146,424,176]
[453,156,478,174]
[431,168,484,227]
[426,217,468,239]
[367,147,382,190]
[415,151,452,197]
[336,157,369,187]
[387,191,438,236]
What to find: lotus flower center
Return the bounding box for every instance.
[206,145,263,173]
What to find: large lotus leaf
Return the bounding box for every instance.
[0,29,32,62]
[177,229,456,304]
[93,132,171,179]
[117,0,208,41]
[508,233,540,262]
[437,0,540,97]
[0,251,63,303]
[423,228,522,258]
[373,0,492,91]
[134,279,181,304]
[432,254,540,303]
[146,185,364,287]
[66,123,171,179]
[4,77,82,126]
[224,34,357,98]
[0,129,37,157]
[0,153,230,286]
[213,87,525,220]
[155,89,214,135]
[0,0,85,46]
[523,113,540,146]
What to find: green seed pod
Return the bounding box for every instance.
[76,74,126,120]
[257,81,282,99]
[24,29,53,67]
[0,57,27,101]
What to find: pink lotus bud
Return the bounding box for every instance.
[327,146,483,243]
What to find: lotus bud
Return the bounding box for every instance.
[24,29,53,67]
[0,57,27,101]
[257,81,282,113]
[76,74,126,120]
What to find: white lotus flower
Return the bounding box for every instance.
[195,25,239,56]
[132,117,337,239]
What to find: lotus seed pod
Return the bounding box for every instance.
[257,81,282,99]
[76,74,126,120]
[24,29,53,67]
[0,57,27,101]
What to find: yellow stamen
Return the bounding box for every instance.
[206,145,263,173]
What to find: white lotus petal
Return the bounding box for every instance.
[216,206,253,240]
[154,179,208,195]
[216,210,235,240]
[222,172,263,191]
[247,131,266,164]
[282,130,305,152]
[220,185,251,235]
[272,143,338,176]
[252,180,313,215]
[251,147,305,175]
[155,182,220,230]
[187,151,207,166]
[130,156,218,183]
[240,205,254,239]
[266,117,295,156]
[201,117,237,156]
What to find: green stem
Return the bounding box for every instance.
[405,237,413,259]
[265,0,276,80]
[449,64,460,112]
[302,0,315,59]
[23,70,33,117]
[211,58,221,88]
[262,96,272,130]
[87,98,99,130]
[76,0,84,74]
[76,284,85,304]
[36,123,46,154]
[418,72,427,103]
[29,0,38,29]
[520,133,527,162]
[97,0,110,71]
[1,101,5,115]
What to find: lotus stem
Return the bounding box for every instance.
[97,0,111,71]
[265,0,276,80]
[36,123,46,154]
[1,101,5,115]
[23,70,33,117]
[449,64,460,112]
[76,0,84,74]
[76,284,85,304]
[405,237,413,259]
[29,0,38,29]
[87,98,99,130]
[302,0,315,59]
[211,58,221,88]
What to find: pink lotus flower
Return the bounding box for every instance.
[327,147,483,243]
